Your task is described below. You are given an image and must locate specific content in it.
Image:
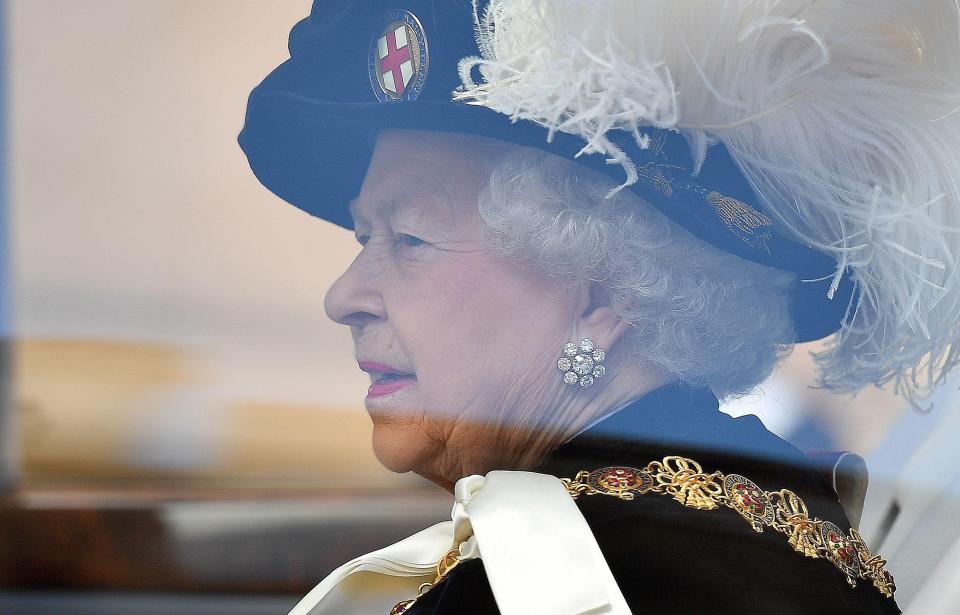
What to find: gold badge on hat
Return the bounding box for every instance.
[368,10,429,102]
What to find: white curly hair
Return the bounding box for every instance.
[478,147,796,399]
[459,0,960,404]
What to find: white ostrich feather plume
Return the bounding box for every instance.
[455,0,960,402]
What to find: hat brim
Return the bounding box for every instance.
[239,90,855,343]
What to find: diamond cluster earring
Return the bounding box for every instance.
[558,338,606,388]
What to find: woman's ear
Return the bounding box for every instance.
[576,283,632,351]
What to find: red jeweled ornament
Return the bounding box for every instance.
[723,474,775,529]
[588,466,652,496]
[390,599,415,615]
[820,521,861,582]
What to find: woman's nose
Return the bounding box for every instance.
[324,249,386,327]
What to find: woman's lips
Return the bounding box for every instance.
[359,361,407,374]
[358,361,416,398]
[367,376,417,398]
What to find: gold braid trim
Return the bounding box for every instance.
[560,457,896,599]
[705,191,774,249]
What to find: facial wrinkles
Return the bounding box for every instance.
[434,289,582,477]
[491,342,573,465]
[385,256,505,476]
[423,301,566,475]
[352,156,452,220]
[353,185,486,259]
[350,182,490,458]
[351,173,491,371]
[347,132,600,481]
[440,270,599,472]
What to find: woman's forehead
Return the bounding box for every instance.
[350,130,499,224]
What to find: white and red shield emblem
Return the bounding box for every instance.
[369,10,429,102]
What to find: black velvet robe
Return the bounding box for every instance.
[405,383,901,614]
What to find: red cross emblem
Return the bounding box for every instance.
[378,26,413,96]
[369,10,429,102]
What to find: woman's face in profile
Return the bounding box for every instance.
[324,130,582,484]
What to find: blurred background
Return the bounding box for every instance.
[0,1,957,613]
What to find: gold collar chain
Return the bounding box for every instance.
[390,455,895,614]
[561,456,896,599]
[390,547,463,615]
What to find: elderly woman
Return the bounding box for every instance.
[240,1,960,613]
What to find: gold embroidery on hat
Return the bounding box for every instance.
[706,191,773,250]
[633,132,675,197]
[636,165,674,197]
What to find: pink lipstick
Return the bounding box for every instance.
[359,361,417,398]
[367,378,416,397]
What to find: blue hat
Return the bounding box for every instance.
[239,0,855,343]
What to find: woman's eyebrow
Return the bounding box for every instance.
[359,189,456,226]
[347,193,406,223]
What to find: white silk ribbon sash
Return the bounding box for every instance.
[286,521,454,615]
[288,471,632,615]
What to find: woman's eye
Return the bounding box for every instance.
[397,234,427,249]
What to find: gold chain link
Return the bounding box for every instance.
[561,457,896,598]
[392,455,896,614]
[390,547,463,614]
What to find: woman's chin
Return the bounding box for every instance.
[369,420,434,475]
